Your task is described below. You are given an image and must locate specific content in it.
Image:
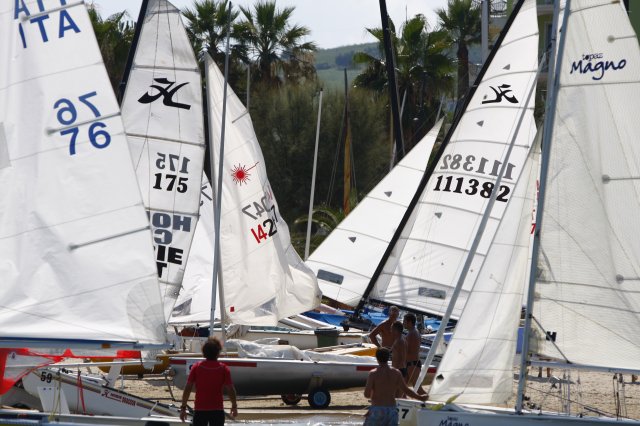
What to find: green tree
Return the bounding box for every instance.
[436,0,481,101]
[237,1,317,86]
[88,7,134,94]
[182,0,248,91]
[353,15,454,149]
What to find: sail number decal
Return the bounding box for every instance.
[433,176,510,202]
[153,153,190,193]
[54,91,111,155]
[440,154,516,179]
[242,194,279,244]
[436,154,516,202]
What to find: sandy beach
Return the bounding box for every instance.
[120,367,640,423]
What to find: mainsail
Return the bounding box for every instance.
[206,55,321,326]
[0,1,165,347]
[365,0,539,319]
[120,0,205,319]
[306,119,443,307]
[532,0,640,370]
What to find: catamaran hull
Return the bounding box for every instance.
[397,400,640,426]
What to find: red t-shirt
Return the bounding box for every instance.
[187,360,233,410]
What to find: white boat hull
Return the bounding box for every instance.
[397,399,640,426]
[21,368,180,418]
[170,356,376,395]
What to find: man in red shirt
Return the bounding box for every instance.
[180,337,238,425]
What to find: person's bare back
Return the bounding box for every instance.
[366,364,406,406]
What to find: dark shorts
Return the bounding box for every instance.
[399,367,408,378]
[406,360,422,368]
[192,410,225,426]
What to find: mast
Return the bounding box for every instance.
[209,3,233,340]
[353,0,527,317]
[378,0,405,163]
[516,0,569,413]
[119,0,149,102]
[304,89,323,260]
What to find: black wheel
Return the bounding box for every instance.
[307,388,331,409]
[280,394,302,405]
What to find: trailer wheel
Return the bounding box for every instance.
[281,394,302,405]
[307,388,331,409]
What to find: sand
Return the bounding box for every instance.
[120,367,640,423]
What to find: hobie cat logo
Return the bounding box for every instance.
[570,52,627,81]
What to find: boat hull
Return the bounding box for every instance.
[397,399,640,426]
[21,368,180,418]
[170,356,376,395]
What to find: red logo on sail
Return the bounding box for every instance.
[231,162,258,185]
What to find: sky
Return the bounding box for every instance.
[96,0,449,49]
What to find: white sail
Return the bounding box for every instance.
[369,0,539,319]
[121,0,205,319]
[429,134,539,404]
[532,0,640,370]
[0,1,165,346]
[205,55,321,326]
[305,119,443,307]
[170,173,220,325]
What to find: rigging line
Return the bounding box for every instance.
[126,133,205,147]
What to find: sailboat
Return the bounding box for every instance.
[305,118,444,309]
[400,0,640,424]
[347,0,538,327]
[0,0,183,422]
[120,0,205,321]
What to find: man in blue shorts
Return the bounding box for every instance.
[364,347,427,425]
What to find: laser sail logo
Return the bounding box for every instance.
[570,52,627,81]
[138,78,191,109]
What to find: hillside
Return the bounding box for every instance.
[313,43,378,89]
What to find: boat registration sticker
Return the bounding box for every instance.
[0,124,9,169]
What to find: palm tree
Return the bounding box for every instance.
[182,0,247,64]
[353,15,454,148]
[88,7,134,94]
[237,1,317,86]
[436,0,481,101]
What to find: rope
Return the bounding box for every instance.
[77,370,86,414]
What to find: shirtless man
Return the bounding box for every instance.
[390,321,407,380]
[364,347,427,426]
[369,305,399,348]
[403,313,426,393]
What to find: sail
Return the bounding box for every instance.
[532,0,640,370]
[368,0,539,318]
[170,173,220,325]
[205,55,321,326]
[0,1,165,346]
[121,0,205,319]
[429,134,539,404]
[306,119,444,307]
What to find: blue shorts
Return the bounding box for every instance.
[364,405,398,426]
